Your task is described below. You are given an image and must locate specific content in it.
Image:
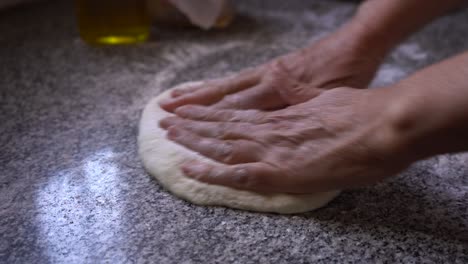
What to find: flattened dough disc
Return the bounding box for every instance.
[138,81,340,214]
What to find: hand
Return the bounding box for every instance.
[160,87,410,193]
[160,32,385,112]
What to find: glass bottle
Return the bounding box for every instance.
[75,0,151,45]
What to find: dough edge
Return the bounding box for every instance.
[138,81,340,214]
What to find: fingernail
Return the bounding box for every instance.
[182,161,208,177]
[159,98,173,106]
[159,118,171,129]
[171,90,181,98]
[159,99,178,113]
[159,117,179,129]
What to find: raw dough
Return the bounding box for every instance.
[138,81,340,214]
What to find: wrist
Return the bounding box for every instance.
[378,82,468,162]
[363,88,420,168]
[368,50,468,167]
[300,20,390,68]
[340,18,397,57]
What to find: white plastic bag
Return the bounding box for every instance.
[167,0,228,29]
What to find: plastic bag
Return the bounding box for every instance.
[167,0,227,29]
[148,0,234,29]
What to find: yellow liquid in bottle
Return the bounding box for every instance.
[75,0,151,45]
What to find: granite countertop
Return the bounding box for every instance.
[2,1,468,263]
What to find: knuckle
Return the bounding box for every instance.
[199,138,213,150]
[217,123,231,138]
[236,123,252,135]
[232,166,269,190]
[215,142,235,163]
[245,110,266,122]
[227,111,242,122]
[176,105,195,116]
[218,123,248,139]
[223,94,242,107]
[196,109,215,120]
[272,150,298,164]
[262,132,299,147]
[264,114,284,124]
[201,113,213,121]
[271,121,292,130]
[262,132,284,143]
[181,121,197,131]
[232,167,256,188]
[215,110,231,121]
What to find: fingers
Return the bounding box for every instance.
[175,105,268,123]
[160,70,260,112]
[167,126,262,164]
[182,159,341,194]
[211,82,286,110]
[160,116,262,140]
[181,161,280,192]
[159,116,184,129]
[171,83,204,98]
[159,88,225,113]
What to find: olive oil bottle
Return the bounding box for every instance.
[75,0,151,45]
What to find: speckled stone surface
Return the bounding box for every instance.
[1,1,468,263]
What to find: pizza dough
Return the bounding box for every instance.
[138,81,340,214]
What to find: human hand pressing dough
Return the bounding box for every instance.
[139,83,341,214]
[160,33,383,112]
[161,87,410,194]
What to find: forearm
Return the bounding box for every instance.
[334,0,467,55]
[384,51,468,160]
